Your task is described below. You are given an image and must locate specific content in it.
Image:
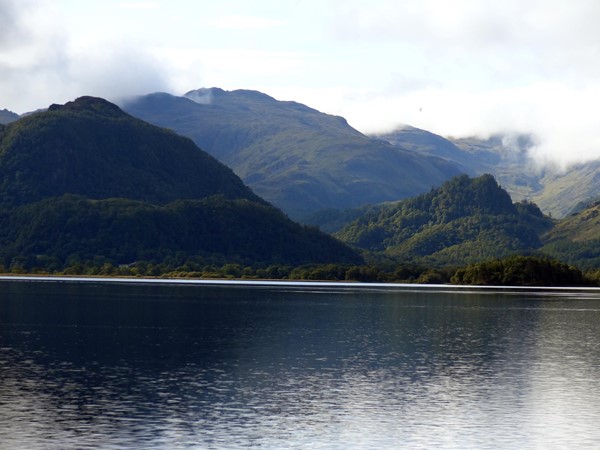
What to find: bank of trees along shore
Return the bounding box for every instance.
[6,254,595,287]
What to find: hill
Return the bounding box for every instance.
[335,174,554,266]
[377,127,600,219]
[123,89,464,219]
[0,97,361,270]
[541,201,600,269]
[0,109,18,124]
[376,128,547,203]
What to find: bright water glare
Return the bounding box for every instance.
[0,279,599,449]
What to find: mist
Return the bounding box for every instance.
[0,0,171,114]
[3,0,600,171]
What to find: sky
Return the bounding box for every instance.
[2,0,600,167]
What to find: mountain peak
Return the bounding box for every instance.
[184,87,277,106]
[0,108,19,124]
[0,96,262,207]
[49,96,126,118]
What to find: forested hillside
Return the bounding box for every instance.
[336,174,554,266]
[0,97,362,271]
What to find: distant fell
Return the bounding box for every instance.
[0,109,19,124]
[124,89,464,219]
[377,127,600,219]
[541,200,600,269]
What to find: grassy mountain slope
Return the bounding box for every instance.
[123,89,464,219]
[529,160,600,218]
[377,128,547,205]
[541,201,600,269]
[0,97,361,268]
[391,129,600,219]
[336,174,553,266]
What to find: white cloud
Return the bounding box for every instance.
[3,0,600,168]
[0,0,171,112]
[118,1,160,10]
[211,14,282,29]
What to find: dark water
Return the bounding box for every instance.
[0,279,599,449]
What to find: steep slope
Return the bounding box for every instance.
[0,97,262,207]
[123,89,464,219]
[336,174,553,266]
[541,201,600,269]
[377,127,545,203]
[0,109,18,124]
[529,160,600,218]
[0,97,361,269]
[378,127,600,219]
[373,125,482,174]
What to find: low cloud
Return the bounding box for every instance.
[324,82,600,170]
[211,14,282,30]
[320,0,600,169]
[3,0,600,170]
[0,0,171,113]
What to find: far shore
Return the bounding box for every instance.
[0,274,599,293]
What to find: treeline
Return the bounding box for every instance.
[4,254,595,287]
[451,255,586,286]
[335,174,555,266]
[5,256,451,284]
[0,194,361,269]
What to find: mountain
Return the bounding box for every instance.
[376,127,600,219]
[0,97,262,207]
[123,89,464,219]
[0,97,361,269]
[335,174,554,266]
[0,109,19,124]
[376,128,544,201]
[541,200,600,269]
[527,160,600,218]
[373,125,482,174]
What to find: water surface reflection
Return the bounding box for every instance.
[0,281,599,449]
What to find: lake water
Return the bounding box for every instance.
[0,278,599,449]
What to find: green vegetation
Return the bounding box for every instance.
[377,127,600,220]
[3,96,600,287]
[452,255,585,286]
[0,97,362,270]
[0,97,261,207]
[336,174,554,266]
[540,201,600,269]
[124,89,463,219]
[11,255,588,289]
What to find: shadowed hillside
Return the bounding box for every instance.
[0,97,362,269]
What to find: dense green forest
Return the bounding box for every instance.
[0,97,362,270]
[335,174,554,266]
[0,97,262,207]
[452,255,585,286]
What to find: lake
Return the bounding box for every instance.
[0,278,599,449]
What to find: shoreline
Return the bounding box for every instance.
[0,274,599,293]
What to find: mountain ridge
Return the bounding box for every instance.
[0,96,362,269]
[123,88,464,219]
